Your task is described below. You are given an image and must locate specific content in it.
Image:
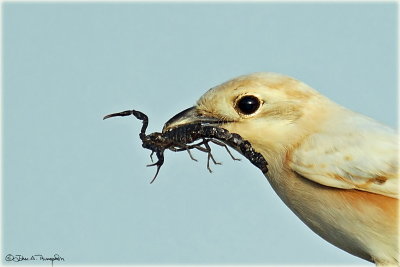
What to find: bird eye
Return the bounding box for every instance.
[236,95,261,115]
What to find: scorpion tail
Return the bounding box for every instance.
[103,109,149,137]
[103,110,135,120]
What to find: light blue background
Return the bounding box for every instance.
[3,2,397,265]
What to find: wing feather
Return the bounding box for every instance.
[290,113,398,198]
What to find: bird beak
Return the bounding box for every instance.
[162,107,223,133]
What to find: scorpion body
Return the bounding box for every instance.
[104,109,268,183]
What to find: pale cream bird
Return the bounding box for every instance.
[162,73,399,266]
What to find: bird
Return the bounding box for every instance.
[162,72,399,266]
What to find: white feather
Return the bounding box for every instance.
[290,110,398,198]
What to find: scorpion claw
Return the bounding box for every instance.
[150,165,161,184]
[147,151,164,183]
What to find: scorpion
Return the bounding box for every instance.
[103,109,268,183]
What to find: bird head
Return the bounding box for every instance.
[163,72,334,164]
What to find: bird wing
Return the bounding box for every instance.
[289,115,398,199]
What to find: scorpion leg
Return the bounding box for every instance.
[146,150,164,184]
[168,143,200,162]
[179,146,199,162]
[176,141,214,173]
[179,139,223,171]
[210,139,241,161]
[168,139,221,171]
[185,149,198,161]
[202,139,221,173]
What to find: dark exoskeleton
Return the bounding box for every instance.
[104,109,268,183]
